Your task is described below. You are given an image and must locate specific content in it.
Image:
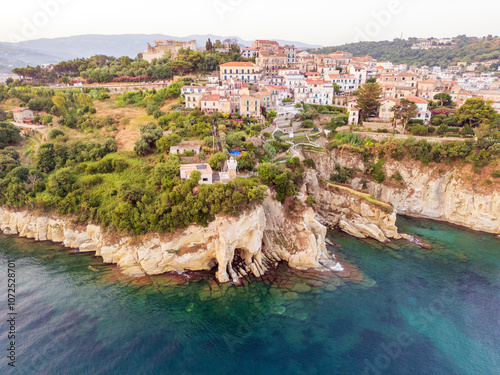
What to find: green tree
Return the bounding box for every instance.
[205,38,213,52]
[356,82,382,120]
[0,108,8,121]
[134,139,149,156]
[208,152,227,170]
[332,82,342,94]
[156,133,181,153]
[0,123,22,149]
[433,93,454,107]
[36,143,57,172]
[237,152,255,171]
[169,61,193,76]
[140,122,163,146]
[456,98,498,128]
[391,99,419,134]
[265,109,278,122]
[264,143,277,159]
[48,168,76,197]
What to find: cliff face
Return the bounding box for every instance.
[0,197,337,283]
[365,162,500,234]
[304,170,403,242]
[306,149,500,235]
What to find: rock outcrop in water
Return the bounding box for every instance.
[0,196,342,283]
[306,148,500,235]
[303,170,405,242]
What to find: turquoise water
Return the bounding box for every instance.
[1,216,499,375]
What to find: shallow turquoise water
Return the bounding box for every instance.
[0,216,499,375]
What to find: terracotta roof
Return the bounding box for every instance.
[11,107,31,112]
[202,94,221,101]
[405,95,428,104]
[220,62,256,67]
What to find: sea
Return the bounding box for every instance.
[1,216,499,375]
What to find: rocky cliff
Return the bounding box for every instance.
[304,170,405,242]
[0,196,343,283]
[305,148,500,235]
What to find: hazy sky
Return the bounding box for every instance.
[1,0,499,46]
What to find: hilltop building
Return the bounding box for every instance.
[142,40,197,62]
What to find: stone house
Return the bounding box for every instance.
[180,164,213,184]
[169,141,202,155]
[11,107,34,123]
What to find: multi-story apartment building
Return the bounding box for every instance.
[256,50,289,76]
[219,62,261,82]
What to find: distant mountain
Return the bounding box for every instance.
[0,42,64,74]
[0,34,322,73]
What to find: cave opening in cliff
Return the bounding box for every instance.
[232,248,247,272]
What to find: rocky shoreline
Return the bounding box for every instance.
[0,196,349,284]
[306,149,500,236]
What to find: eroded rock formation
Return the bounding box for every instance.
[305,148,500,235]
[0,196,342,283]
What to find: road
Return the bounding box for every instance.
[11,121,46,130]
[351,131,467,143]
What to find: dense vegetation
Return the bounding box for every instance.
[0,137,268,234]
[0,78,309,234]
[0,123,22,149]
[328,131,500,180]
[12,44,253,84]
[312,36,500,69]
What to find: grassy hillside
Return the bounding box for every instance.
[311,36,500,68]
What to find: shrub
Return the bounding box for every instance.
[391,171,404,184]
[491,170,500,178]
[371,159,385,183]
[306,195,317,207]
[330,164,355,183]
[436,124,449,135]
[103,138,118,153]
[134,139,149,156]
[410,125,428,136]
[49,129,65,140]
[303,158,316,169]
[487,143,500,155]
[0,123,22,149]
[264,143,277,159]
[302,119,314,128]
[460,124,475,136]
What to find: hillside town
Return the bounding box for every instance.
[138,38,500,126]
[3,37,500,187]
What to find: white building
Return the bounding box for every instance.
[279,69,305,88]
[240,48,259,59]
[219,62,261,83]
[180,164,213,184]
[328,74,359,93]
